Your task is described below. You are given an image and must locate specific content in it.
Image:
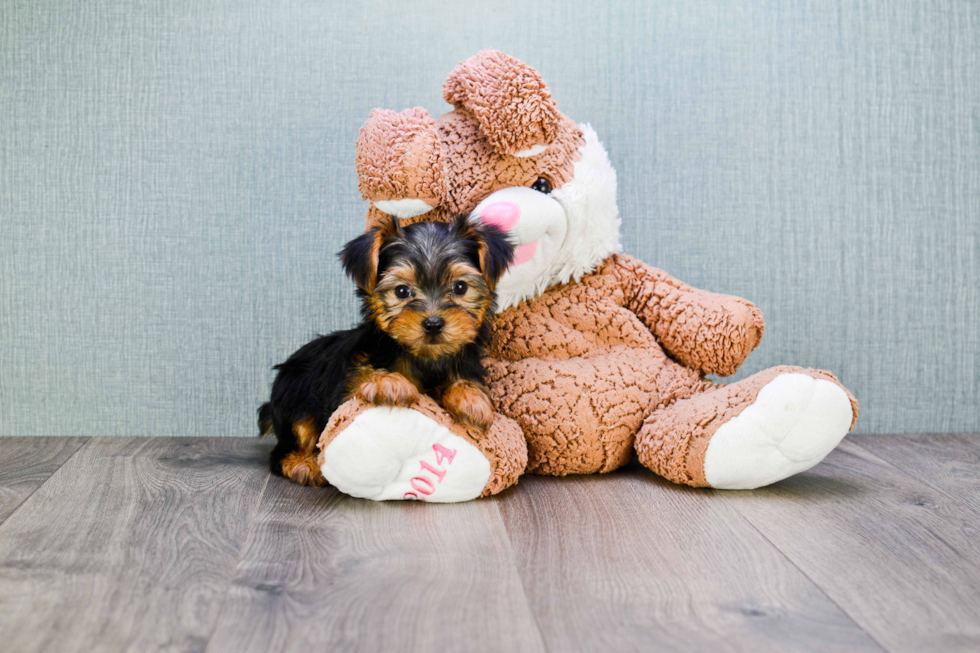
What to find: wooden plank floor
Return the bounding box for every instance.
[0,435,976,652]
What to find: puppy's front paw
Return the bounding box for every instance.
[357,372,420,407]
[280,452,329,487]
[442,381,495,433]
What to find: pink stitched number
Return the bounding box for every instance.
[419,460,447,483]
[411,477,435,495]
[432,444,457,466]
[405,444,457,500]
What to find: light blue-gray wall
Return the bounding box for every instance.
[2,0,978,436]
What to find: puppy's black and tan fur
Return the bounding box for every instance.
[259,215,513,486]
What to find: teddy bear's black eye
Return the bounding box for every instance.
[451,280,468,296]
[531,177,552,194]
[394,285,412,299]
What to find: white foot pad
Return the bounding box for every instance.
[703,373,853,490]
[319,407,491,502]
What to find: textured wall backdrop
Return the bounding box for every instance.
[1,0,978,436]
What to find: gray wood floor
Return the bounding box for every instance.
[0,435,977,653]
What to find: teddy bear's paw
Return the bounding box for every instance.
[703,373,854,490]
[318,406,491,502]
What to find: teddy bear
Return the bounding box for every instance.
[314,49,858,502]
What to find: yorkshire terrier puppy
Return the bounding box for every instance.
[259,214,514,487]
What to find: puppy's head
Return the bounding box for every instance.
[340,215,513,358]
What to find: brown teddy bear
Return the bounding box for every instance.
[314,49,858,502]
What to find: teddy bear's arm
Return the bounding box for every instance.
[610,254,765,377]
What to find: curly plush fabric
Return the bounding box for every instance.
[610,255,765,377]
[436,112,583,218]
[443,49,563,156]
[484,254,746,475]
[356,107,444,206]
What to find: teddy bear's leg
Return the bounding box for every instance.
[635,366,858,490]
[316,395,527,502]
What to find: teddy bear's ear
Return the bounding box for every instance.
[356,107,444,215]
[443,49,562,158]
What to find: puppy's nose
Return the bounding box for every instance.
[422,316,445,334]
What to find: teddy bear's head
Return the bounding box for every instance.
[356,49,621,310]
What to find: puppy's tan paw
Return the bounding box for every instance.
[442,381,494,433]
[357,372,420,407]
[281,452,328,487]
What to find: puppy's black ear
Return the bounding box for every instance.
[339,216,401,292]
[453,214,514,289]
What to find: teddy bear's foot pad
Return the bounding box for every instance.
[319,407,491,502]
[703,373,853,490]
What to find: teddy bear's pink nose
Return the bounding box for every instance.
[477,202,520,232]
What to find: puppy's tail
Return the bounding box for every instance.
[257,403,274,437]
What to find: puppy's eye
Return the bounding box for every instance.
[451,281,468,296]
[531,177,552,194]
[394,285,412,299]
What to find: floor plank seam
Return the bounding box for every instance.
[847,438,980,518]
[491,499,552,653]
[718,492,893,653]
[202,471,273,653]
[0,436,91,532]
